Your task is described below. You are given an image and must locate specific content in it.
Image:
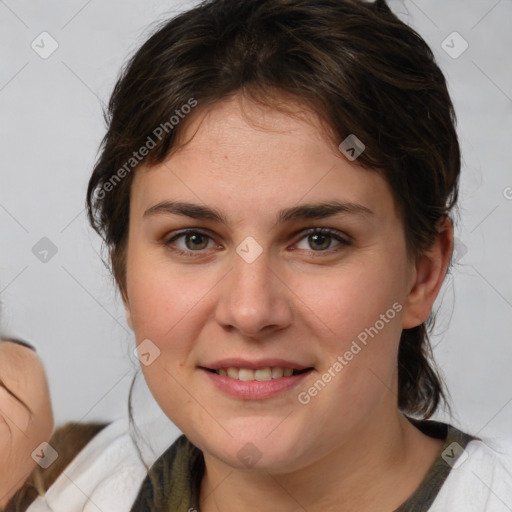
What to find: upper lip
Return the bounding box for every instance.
[201,358,314,371]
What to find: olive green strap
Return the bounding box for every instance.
[395,420,476,512]
[130,434,204,512]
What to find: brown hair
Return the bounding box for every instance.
[86,0,460,418]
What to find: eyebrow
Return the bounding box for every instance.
[143,200,374,226]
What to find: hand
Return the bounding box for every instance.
[0,339,54,508]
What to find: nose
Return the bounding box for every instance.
[213,243,294,338]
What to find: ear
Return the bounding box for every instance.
[402,216,454,329]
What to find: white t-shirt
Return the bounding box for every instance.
[26,410,182,512]
[26,416,512,511]
[429,435,512,511]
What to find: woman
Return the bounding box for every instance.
[11,0,512,510]
[0,339,53,507]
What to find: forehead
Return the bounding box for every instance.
[172,93,341,161]
[131,95,401,226]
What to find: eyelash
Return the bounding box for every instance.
[163,228,351,258]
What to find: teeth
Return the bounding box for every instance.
[239,368,255,381]
[215,366,303,380]
[254,368,272,381]
[227,367,239,379]
[271,367,284,379]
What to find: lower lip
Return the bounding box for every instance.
[200,368,314,400]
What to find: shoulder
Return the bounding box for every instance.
[26,414,182,512]
[430,431,512,512]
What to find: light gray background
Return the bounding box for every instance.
[1,0,511,438]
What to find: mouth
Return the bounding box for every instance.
[202,366,315,381]
[200,364,315,400]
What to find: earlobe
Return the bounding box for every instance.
[401,217,454,329]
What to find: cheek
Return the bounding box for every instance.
[126,253,212,401]
[293,257,404,342]
[126,244,205,338]
[129,273,200,421]
[290,254,405,404]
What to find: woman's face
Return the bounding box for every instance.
[0,341,54,506]
[124,94,422,472]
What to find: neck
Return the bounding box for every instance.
[198,409,443,512]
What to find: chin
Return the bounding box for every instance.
[196,428,309,473]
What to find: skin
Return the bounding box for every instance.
[0,340,54,507]
[123,93,453,512]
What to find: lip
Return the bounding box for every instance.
[200,367,315,400]
[201,358,312,371]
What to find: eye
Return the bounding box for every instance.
[164,227,351,257]
[294,228,350,253]
[164,229,216,256]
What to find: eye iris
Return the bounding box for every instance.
[309,233,331,250]
[186,232,208,250]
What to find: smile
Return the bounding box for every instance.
[201,366,315,400]
[206,366,313,381]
